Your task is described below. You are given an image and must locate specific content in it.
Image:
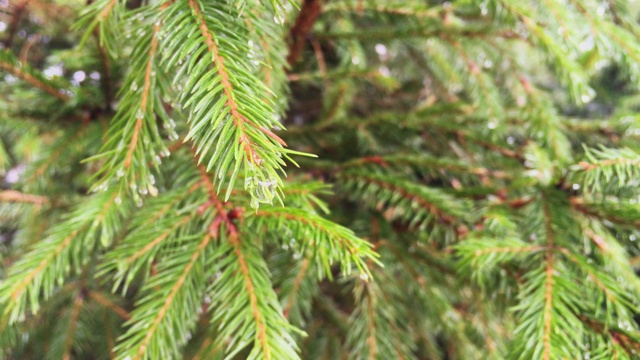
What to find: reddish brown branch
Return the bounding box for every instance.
[4,0,29,49]
[286,0,324,67]
[89,291,131,320]
[62,293,84,360]
[0,58,69,101]
[189,0,260,163]
[0,190,48,205]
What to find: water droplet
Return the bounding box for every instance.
[116,169,125,178]
[114,196,122,205]
[250,197,259,209]
[131,82,138,91]
[135,109,144,119]
[580,88,596,103]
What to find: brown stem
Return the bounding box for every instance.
[4,0,29,49]
[286,0,324,67]
[0,57,70,101]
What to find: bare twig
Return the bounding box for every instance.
[286,0,324,67]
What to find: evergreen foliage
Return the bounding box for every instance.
[1,0,640,359]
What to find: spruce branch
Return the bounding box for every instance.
[287,0,323,66]
[498,0,595,104]
[116,232,213,360]
[163,0,313,208]
[101,185,206,292]
[337,171,472,228]
[455,237,544,286]
[209,229,302,360]
[247,206,378,277]
[346,271,417,360]
[3,0,640,358]
[280,258,312,321]
[24,124,92,185]
[0,50,70,101]
[75,0,123,56]
[509,193,584,360]
[447,38,505,122]
[576,146,640,193]
[87,3,172,200]
[3,0,29,49]
[569,0,640,82]
[0,190,47,205]
[88,291,130,321]
[0,188,125,322]
[61,292,84,360]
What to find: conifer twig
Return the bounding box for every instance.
[4,0,29,48]
[0,190,48,205]
[0,54,69,101]
[541,195,556,360]
[287,0,324,67]
[283,258,310,319]
[62,293,84,360]
[131,233,212,360]
[189,0,274,165]
[88,291,130,320]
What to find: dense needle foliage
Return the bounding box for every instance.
[2,0,640,359]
